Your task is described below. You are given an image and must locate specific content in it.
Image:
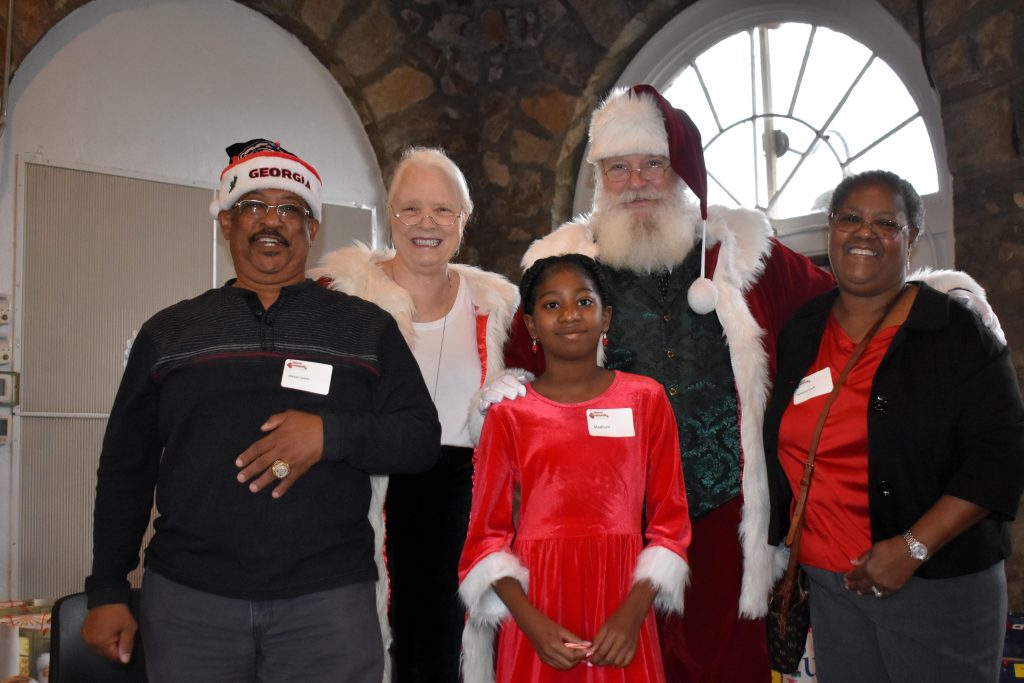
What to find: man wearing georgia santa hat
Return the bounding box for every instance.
[503,85,1004,681]
[81,139,440,683]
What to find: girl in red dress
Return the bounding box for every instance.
[458,254,692,683]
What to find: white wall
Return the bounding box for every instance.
[0,0,385,598]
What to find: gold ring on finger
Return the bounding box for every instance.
[271,459,291,479]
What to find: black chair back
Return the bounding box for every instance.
[49,590,147,683]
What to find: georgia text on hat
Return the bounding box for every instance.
[210,138,323,220]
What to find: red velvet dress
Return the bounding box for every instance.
[460,371,691,682]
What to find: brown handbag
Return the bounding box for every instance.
[767,289,907,673]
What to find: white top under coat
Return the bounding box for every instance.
[411,278,481,448]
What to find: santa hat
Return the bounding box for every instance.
[210,138,323,220]
[588,85,717,314]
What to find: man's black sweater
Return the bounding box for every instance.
[86,279,440,606]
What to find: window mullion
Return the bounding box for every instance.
[749,29,762,209]
[768,53,875,211]
[692,62,723,133]
[816,54,875,141]
[758,26,777,214]
[844,112,921,168]
[788,25,817,117]
[708,169,744,207]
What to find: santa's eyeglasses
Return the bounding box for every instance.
[602,157,670,183]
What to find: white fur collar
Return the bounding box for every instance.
[312,243,417,344]
[705,206,773,291]
[311,242,520,362]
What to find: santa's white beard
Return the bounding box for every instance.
[591,183,701,273]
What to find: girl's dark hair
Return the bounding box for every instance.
[828,170,924,231]
[520,253,613,314]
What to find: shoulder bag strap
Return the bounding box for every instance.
[780,287,908,589]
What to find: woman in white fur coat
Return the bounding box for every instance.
[312,147,519,683]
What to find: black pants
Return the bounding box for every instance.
[386,445,474,683]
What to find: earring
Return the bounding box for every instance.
[601,332,608,348]
[531,338,540,354]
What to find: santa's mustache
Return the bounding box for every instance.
[249,229,290,247]
[613,188,666,204]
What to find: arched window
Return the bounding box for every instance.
[575,0,952,268]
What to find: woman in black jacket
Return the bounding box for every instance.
[765,170,1024,682]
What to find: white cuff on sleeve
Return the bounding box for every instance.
[632,545,689,615]
[459,551,528,683]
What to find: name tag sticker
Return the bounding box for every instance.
[586,408,635,437]
[793,367,833,405]
[281,359,333,395]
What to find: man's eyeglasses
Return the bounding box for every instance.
[602,158,670,183]
[829,213,909,241]
[234,199,311,222]
[391,205,463,227]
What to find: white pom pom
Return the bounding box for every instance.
[687,277,718,314]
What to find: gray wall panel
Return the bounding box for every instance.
[17,417,150,598]
[22,163,212,414]
[18,163,204,599]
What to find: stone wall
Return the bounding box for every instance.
[3,0,1024,604]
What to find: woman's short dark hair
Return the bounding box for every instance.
[520,254,613,314]
[828,170,925,231]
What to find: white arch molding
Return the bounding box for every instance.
[574,0,952,269]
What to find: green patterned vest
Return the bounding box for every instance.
[603,245,741,518]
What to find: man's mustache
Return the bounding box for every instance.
[249,229,290,247]
[616,188,665,204]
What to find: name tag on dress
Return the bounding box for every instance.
[793,367,833,405]
[281,359,333,395]
[586,408,635,437]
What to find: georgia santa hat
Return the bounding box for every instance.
[209,138,323,220]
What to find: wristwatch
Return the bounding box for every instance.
[903,531,929,562]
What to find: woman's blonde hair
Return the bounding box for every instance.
[388,146,474,221]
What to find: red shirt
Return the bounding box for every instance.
[778,314,899,572]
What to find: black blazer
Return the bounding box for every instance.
[765,283,1024,579]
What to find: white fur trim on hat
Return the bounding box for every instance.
[210,151,323,220]
[587,87,669,163]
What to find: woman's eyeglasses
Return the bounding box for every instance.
[391,205,463,227]
[829,213,909,240]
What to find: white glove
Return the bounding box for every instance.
[948,288,1006,346]
[478,369,534,415]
